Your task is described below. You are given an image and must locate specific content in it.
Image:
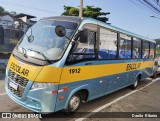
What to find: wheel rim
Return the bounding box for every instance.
[69,95,80,111]
[134,79,138,87]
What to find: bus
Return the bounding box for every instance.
[5,16,156,113]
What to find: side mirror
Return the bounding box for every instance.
[55,25,66,37]
[28,35,34,43]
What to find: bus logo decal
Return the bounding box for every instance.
[126,63,141,71]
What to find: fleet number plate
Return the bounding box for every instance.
[9,79,18,90]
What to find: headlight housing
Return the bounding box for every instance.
[31,82,53,90]
[5,67,8,76]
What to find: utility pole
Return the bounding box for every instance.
[79,0,83,17]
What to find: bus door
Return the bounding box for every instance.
[61,23,106,99]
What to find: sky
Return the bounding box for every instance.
[0,0,160,39]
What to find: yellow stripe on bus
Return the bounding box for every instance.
[8,55,154,84]
[59,61,154,84]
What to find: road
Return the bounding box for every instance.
[0,73,160,121]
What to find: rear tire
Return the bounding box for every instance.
[131,76,140,89]
[152,71,157,79]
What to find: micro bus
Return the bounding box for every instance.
[5,16,156,113]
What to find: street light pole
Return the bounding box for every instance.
[79,0,83,17]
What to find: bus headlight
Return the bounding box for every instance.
[5,68,8,76]
[31,82,53,90]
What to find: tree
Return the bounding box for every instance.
[0,6,5,13]
[155,39,160,57]
[62,6,79,16]
[0,6,8,14]
[62,5,110,23]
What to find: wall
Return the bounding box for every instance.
[0,59,8,72]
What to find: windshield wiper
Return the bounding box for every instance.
[27,49,54,64]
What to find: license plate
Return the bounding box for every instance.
[9,79,18,90]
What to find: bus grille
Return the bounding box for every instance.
[8,70,29,97]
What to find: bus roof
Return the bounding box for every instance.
[42,16,155,43]
[42,16,83,24]
[82,17,155,43]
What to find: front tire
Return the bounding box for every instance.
[65,93,81,113]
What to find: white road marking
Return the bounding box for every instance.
[75,79,157,121]
[0,92,7,96]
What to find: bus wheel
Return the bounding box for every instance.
[131,76,140,89]
[65,93,81,113]
[152,71,157,79]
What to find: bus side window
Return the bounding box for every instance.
[132,38,141,59]
[119,34,131,59]
[67,25,97,63]
[98,27,117,60]
[149,42,155,59]
[142,41,149,58]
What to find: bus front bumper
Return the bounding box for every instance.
[6,87,42,112]
[5,76,58,114]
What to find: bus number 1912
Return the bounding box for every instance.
[69,68,81,74]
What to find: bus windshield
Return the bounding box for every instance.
[14,20,78,64]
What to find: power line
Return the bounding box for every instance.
[130,0,158,16]
[143,0,160,13]
[129,0,160,17]
[139,0,160,15]
[0,0,61,15]
[137,0,159,15]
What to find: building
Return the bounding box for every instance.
[14,13,36,32]
[0,12,36,32]
[0,12,36,57]
[0,13,14,26]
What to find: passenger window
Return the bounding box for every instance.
[142,41,149,58]
[132,38,141,59]
[99,28,117,59]
[119,34,131,59]
[149,43,155,58]
[67,24,97,62]
[73,31,95,54]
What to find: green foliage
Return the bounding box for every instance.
[156,47,160,57]
[155,38,160,45]
[62,5,110,23]
[63,6,79,16]
[0,6,5,13]
[155,39,160,57]
[0,6,8,14]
